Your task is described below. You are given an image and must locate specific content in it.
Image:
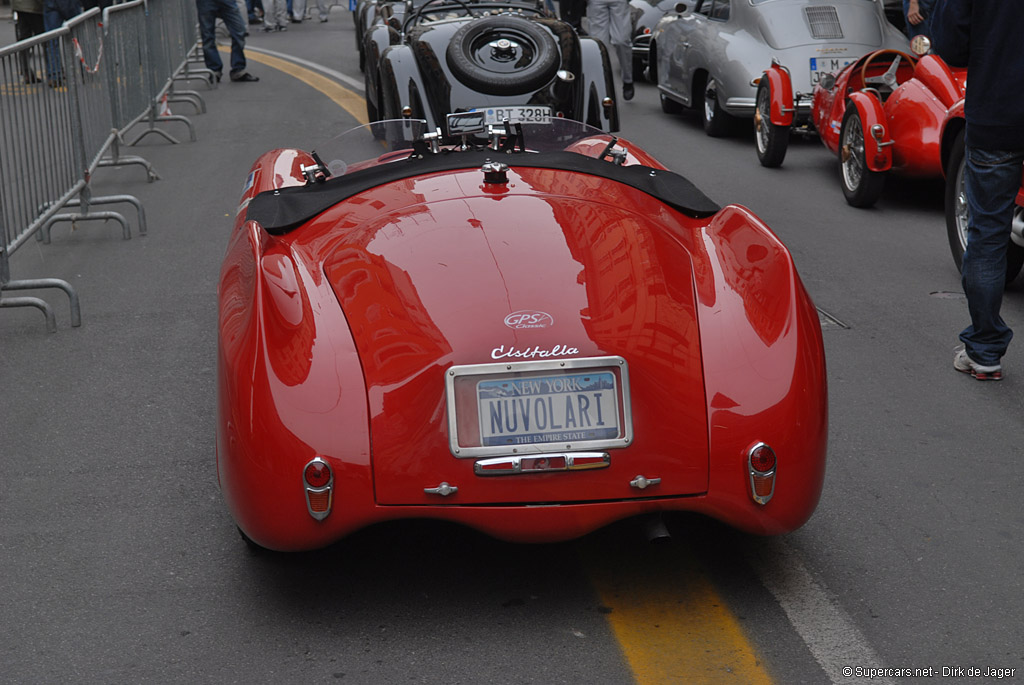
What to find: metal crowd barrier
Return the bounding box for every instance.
[0,0,206,332]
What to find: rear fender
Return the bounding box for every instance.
[682,205,828,534]
[763,63,794,127]
[848,91,891,172]
[913,54,963,109]
[380,46,432,124]
[364,24,398,105]
[579,37,619,132]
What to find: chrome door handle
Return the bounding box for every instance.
[424,482,458,496]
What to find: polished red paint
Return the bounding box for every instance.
[218,138,828,551]
[763,66,794,127]
[786,51,966,179]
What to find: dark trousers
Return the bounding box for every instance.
[196,0,248,76]
[559,0,586,31]
[14,11,46,82]
[960,147,1024,365]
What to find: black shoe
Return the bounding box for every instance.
[622,82,634,101]
[213,71,222,83]
[230,71,259,82]
[249,16,263,24]
[24,73,42,84]
[262,24,275,31]
[275,24,287,31]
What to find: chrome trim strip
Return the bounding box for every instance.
[474,452,610,476]
[445,356,633,458]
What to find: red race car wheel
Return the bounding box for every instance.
[839,103,885,208]
[754,80,789,168]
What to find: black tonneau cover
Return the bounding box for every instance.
[246,149,721,235]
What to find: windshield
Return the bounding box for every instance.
[313,118,618,179]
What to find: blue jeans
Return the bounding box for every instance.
[196,0,247,75]
[959,146,1024,365]
[42,0,82,81]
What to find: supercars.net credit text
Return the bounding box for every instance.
[843,666,1017,679]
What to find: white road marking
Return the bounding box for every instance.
[747,538,896,685]
[244,45,366,92]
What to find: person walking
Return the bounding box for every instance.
[932,0,1024,380]
[586,0,633,100]
[196,0,259,81]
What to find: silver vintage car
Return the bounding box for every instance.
[649,0,908,136]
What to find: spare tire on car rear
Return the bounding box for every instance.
[446,16,560,96]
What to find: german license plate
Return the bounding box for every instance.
[473,105,552,125]
[477,371,619,447]
[810,57,853,85]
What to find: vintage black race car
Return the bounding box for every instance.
[362,0,620,133]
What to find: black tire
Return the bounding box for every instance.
[754,80,789,168]
[838,103,885,208]
[446,16,560,96]
[944,130,1024,284]
[945,129,969,272]
[701,76,732,137]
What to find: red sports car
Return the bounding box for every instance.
[217,118,828,552]
[755,40,967,208]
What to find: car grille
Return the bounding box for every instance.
[805,6,843,40]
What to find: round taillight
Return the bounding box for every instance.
[749,444,776,473]
[304,459,332,488]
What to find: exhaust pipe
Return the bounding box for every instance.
[643,514,672,544]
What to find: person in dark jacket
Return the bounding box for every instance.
[932,0,1024,381]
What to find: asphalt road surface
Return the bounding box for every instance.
[2,9,1022,684]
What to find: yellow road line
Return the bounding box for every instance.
[582,539,773,684]
[217,47,368,124]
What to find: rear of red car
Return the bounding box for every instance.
[218,146,826,551]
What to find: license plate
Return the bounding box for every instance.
[473,105,552,125]
[477,371,619,447]
[810,57,853,85]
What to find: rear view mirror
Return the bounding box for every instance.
[674,2,688,12]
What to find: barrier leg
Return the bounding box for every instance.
[0,295,58,333]
[42,211,132,243]
[63,194,148,235]
[0,277,82,331]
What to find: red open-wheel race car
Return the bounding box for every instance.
[217,118,828,552]
[755,39,967,208]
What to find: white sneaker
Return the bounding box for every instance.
[953,345,1002,381]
